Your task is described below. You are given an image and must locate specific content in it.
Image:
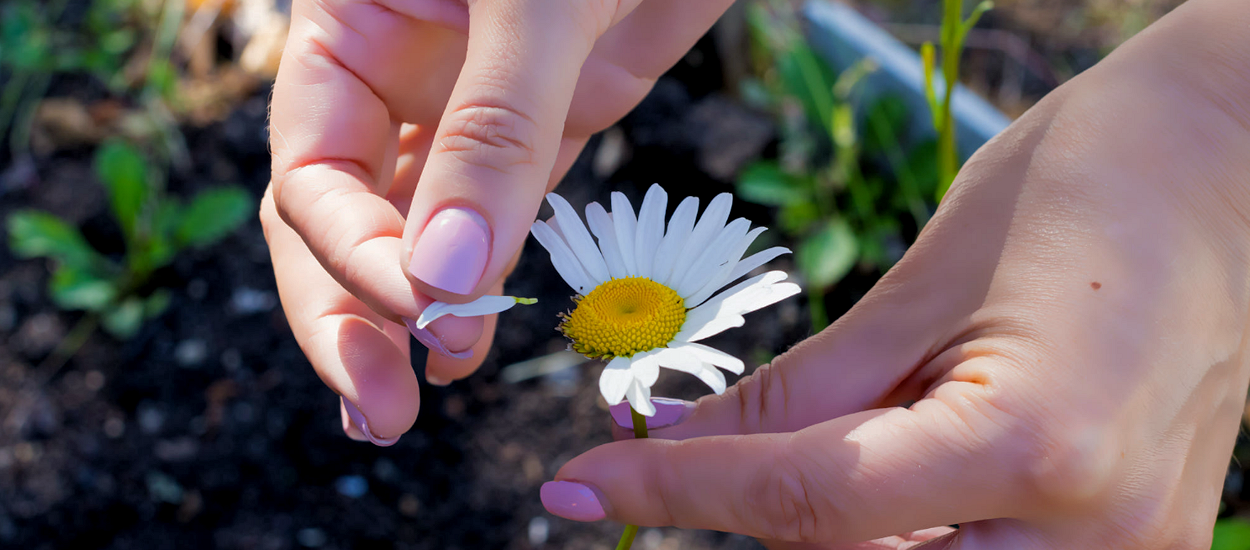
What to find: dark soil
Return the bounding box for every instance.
[0,33,816,550]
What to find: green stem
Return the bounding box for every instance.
[615,407,650,550]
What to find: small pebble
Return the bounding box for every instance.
[233,402,255,424]
[221,348,243,371]
[398,493,420,517]
[145,471,183,503]
[230,287,277,315]
[175,339,208,368]
[186,279,208,300]
[104,416,125,438]
[641,529,664,550]
[334,475,368,499]
[372,457,398,482]
[296,527,327,548]
[84,370,105,391]
[137,402,165,434]
[154,438,199,462]
[0,302,15,333]
[527,516,549,546]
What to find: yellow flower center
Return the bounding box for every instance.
[560,277,687,360]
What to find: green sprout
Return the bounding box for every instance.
[7,139,252,340]
[922,0,993,201]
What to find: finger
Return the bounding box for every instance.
[423,280,503,385]
[401,0,632,303]
[760,526,954,550]
[546,380,1041,544]
[262,189,420,444]
[269,2,435,323]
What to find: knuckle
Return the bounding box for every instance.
[437,102,539,172]
[732,362,791,434]
[1013,411,1120,507]
[748,444,830,542]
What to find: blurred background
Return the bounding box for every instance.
[3,0,1242,549]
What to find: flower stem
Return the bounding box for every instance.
[615,407,649,550]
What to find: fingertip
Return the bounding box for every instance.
[423,309,497,384]
[337,317,420,441]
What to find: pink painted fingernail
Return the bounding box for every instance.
[408,207,490,295]
[610,398,695,431]
[540,481,606,522]
[404,318,473,360]
[341,396,400,447]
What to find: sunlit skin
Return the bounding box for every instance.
[261,0,1250,547]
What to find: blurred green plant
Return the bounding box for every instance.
[1214,518,1250,550]
[738,1,938,329]
[0,0,185,160]
[7,139,252,339]
[921,0,993,200]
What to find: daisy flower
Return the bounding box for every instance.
[531,184,800,416]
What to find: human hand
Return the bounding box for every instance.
[259,0,738,444]
[541,0,1250,546]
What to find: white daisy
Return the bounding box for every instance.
[530,184,800,416]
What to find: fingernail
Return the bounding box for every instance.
[540,481,606,522]
[339,402,369,442]
[409,207,490,295]
[404,318,473,360]
[610,398,695,431]
[341,396,401,447]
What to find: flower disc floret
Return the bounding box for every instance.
[561,277,686,359]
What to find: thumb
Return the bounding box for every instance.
[401,0,639,302]
[543,379,1042,545]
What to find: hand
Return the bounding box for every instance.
[259,0,736,444]
[541,0,1250,546]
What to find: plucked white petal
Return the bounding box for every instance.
[599,356,634,405]
[414,295,528,329]
[676,271,802,342]
[633,184,668,279]
[727,246,791,284]
[611,192,639,274]
[585,202,629,280]
[651,196,698,286]
[684,226,767,308]
[626,379,656,416]
[671,342,746,375]
[530,221,595,294]
[547,193,611,284]
[675,217,751,298]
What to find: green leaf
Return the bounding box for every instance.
[144,289,171,318]
[95,139,149,240]
[776,41,838,132]
[736,162,809,207]
[175,186,253,248]
[778,201,819,235]
[7,210,104,270]
[920,42,941,132]
[101,297,144,339]
[796,219,858,290]
[1212,519,1250,550]
[863,95,910,155]
[49,264,117,312]
[958,1,994,47]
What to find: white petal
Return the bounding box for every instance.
[726,246,791,284]
[676,271,802,342]
[599,356,634,405]
[611,192,639,274]
[586,202,629,279]
[684,226,767,308]
[633,184,667,279]
[530,221,595,294]
[626,379,656,416]
[628,350,662,387]
[415,295,533,329]
[547,193,610,284]
[654,347,728,395]
[675,217,750,298]
[671,342,745,375]
[651,196,698,286]
[667,193,732,286]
